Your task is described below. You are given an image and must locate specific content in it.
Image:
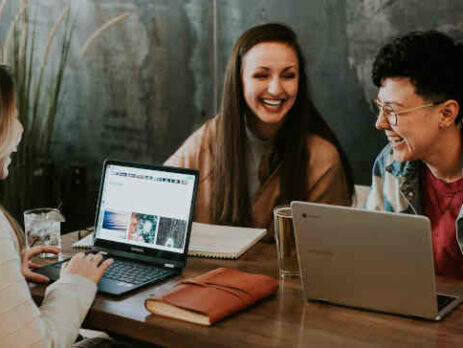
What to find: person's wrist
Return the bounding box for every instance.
[59,272,98,287]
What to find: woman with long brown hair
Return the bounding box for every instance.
[0,65,114,347]
[166,23,353,233]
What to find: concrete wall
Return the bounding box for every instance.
[2,0,463,223]
[216,0,379,185]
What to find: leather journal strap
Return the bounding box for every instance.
[180,279,255,304]
[145,267,279,325]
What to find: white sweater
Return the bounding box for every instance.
[0,210,97,347]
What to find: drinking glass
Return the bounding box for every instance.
[273,205,299,278]
[24,208,65,258]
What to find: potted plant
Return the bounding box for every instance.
[0,0,130,219]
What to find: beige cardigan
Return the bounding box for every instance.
[165,115,351,233]
[0,211,97,347]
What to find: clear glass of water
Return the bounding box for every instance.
[274,205,300,278]
[24,208,65,258]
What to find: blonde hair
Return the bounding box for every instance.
[0,65,25,252]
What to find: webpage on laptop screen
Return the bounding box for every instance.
[95,164,195,254]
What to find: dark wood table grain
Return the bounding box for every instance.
[30,231,463,347]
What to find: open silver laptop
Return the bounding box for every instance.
[291,201,463,321]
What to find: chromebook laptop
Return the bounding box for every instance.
[36,160,198,296]
[291,201,463,321]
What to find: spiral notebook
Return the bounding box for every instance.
[73,222,266,259]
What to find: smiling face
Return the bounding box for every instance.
[375,77,444,163]
[241,41,299,138]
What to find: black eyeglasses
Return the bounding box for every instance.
[370,99,446,126]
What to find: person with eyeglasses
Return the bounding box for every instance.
[365,30,463,278]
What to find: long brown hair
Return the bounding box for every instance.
[0,65,25,251]
[212,23,354,226]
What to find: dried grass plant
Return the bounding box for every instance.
[0,0,131,217]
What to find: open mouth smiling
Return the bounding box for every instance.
[387,135,405,146]
[261,98,285,107]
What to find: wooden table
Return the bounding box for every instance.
[30,232,463,347]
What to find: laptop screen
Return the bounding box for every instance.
[94,162,197,255]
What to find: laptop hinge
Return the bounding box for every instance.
[92,246,184,269]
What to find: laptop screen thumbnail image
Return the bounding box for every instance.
[94,163,197,255]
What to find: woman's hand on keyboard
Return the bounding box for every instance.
[61,252,113,284]
[21,246,60,283]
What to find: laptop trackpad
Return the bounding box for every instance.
[34,260,66,281]
[98,278,137,295]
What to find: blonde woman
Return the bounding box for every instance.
[0,65,114,347]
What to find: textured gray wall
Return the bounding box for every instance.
[51,0,213,170]
[1,0,213,170]
[216,0,380,185]
[2,0,463,222]
[347,0,463,101]
[1,0,213,225]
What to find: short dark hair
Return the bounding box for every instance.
[372,30,463,122]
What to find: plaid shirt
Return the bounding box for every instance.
[365,144,463,255]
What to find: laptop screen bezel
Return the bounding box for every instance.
[92,159,199,266]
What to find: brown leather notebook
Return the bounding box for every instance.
[145,267,279,326]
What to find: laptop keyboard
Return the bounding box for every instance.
[437,294,455,311]
[101,258,172,285]
[49,257,172,285]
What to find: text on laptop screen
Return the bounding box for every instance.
[95,165,195,254]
